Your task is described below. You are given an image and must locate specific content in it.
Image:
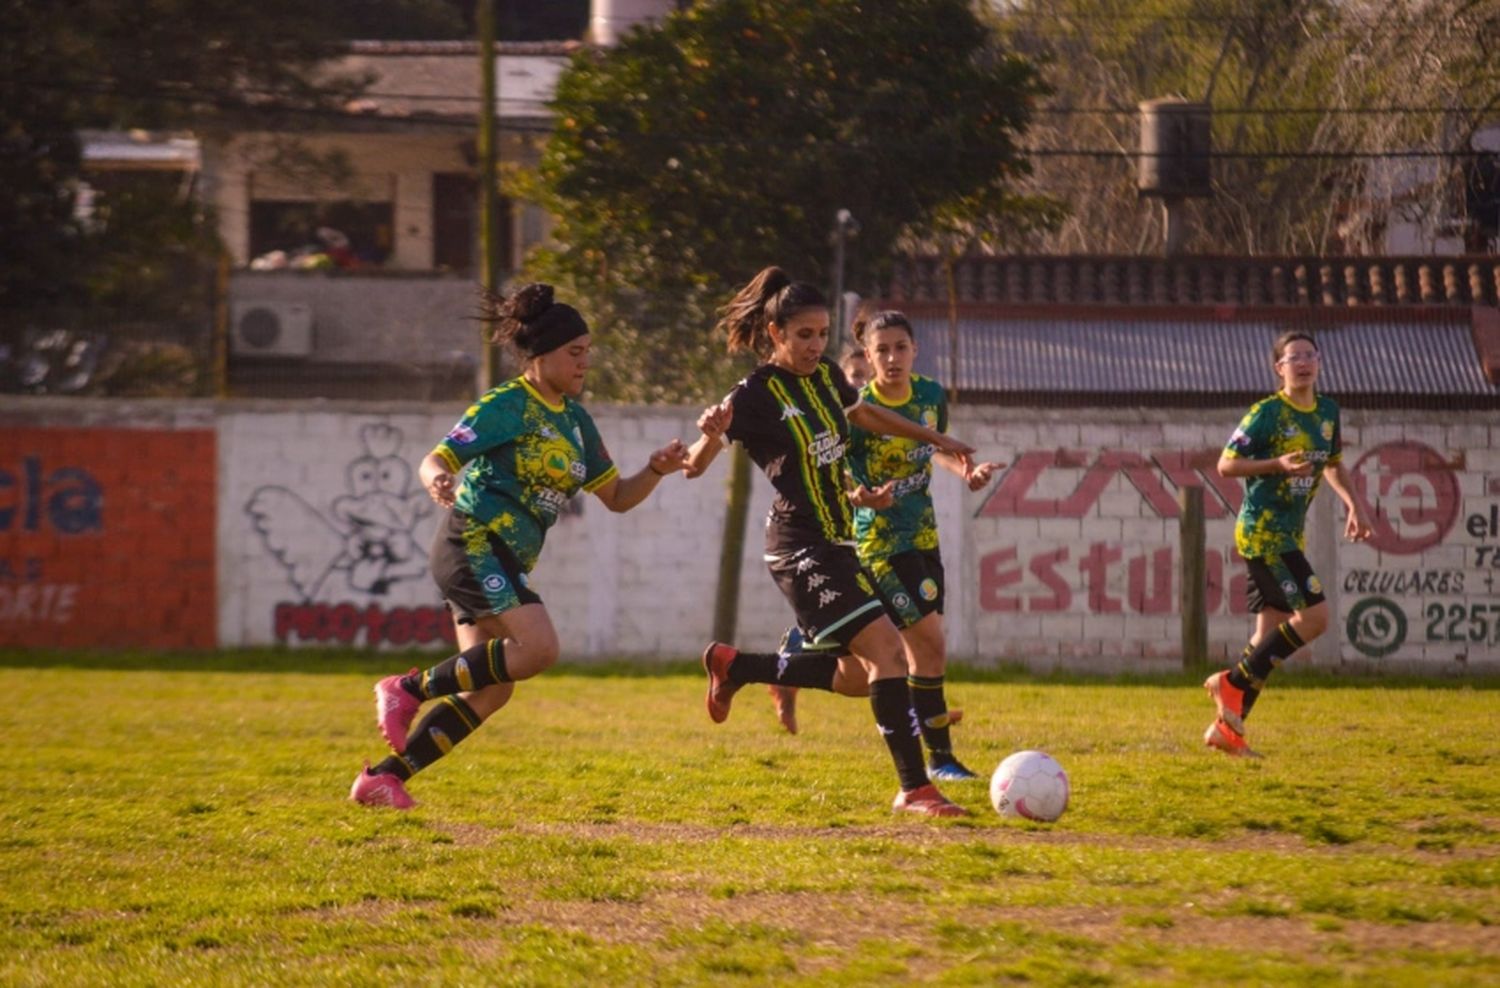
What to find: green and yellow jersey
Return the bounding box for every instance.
[1223,391,1342,559]
[432,376,617,570]
[846,374,947,561]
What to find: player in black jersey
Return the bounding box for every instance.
[683,266,977,818]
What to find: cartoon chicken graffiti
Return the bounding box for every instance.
[247,423,435,600]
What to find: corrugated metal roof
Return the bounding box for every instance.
[901,308,1497,404]
[888,255,1500,307]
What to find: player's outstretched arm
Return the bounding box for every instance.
[593,440,689,513]
[848,402,974,464]
[683,400,732,479]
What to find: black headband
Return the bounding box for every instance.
[520,302,589,358]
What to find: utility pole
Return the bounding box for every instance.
[477,0,502,391]
[830,209,859,353]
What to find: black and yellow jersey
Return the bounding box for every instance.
[722,357,861,554]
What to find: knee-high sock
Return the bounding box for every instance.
[1228,622,1305,694]
[908,674,955,758]
[871,676,928,792]
[728,651,839,691]
[372,696,481,781]
[402,640,509,700]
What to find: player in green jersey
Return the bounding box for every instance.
[1204,330,1371,757]
[351,284,689,809]
[764,311,1001,782]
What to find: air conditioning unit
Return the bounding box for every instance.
[230,301,314,357]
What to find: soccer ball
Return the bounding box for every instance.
[989,750,1070,822]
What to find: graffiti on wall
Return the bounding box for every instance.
[1342,440,1496,659]
[246,423,452,646]
[0,455,99,626]
[974,448,1249,617]
[1,428,215,650]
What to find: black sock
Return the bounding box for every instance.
[372,695,482,781]
[402,640,510,700]
[727,651,837,690]
[908,674,955,762]
[1228,642,1263,718]
[871,676,928,792]
[1236,622,1304,687]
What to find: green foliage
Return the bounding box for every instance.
[525,0,1053,402]
[1,656,1497,985]
[999,0,1500,254]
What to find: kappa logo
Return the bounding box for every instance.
[766,454,786,480]
[796,556,818,573]
[781,403,804,420]
[776,654,790,680]
[806,573,829,590]
[817,589,842,606]
[539,425,557,439]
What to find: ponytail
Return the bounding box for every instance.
[715,266,827,359]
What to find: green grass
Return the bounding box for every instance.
[1,650,1496,986]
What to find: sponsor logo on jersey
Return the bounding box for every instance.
[892,592,911,610]
[1321,421,1334,442]
[483,574,507,592]
[446,424,478,445]
[919,578,939,601]
[922,409,938,429]
[1307,575,1323,595]
[1281,579,1298,597]
[1228,427,1251,449]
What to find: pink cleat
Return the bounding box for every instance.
[702,642,741,724]
[349,762,416,809]
[375,669,421,754]
[892,783,968,818]
[768,685,799,734]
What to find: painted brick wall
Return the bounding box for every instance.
[0,405,217,650]
[5,397,1494,670]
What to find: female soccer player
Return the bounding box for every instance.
[684,267,978,817]
[350,284,689,808]
[1205,330,1371,757]
[765,311,1001,783]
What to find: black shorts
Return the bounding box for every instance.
[430,510,542,624]
[767,542,887,650]
[1245,549,1325,614]
[866,547,944,629]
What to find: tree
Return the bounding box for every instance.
[521,0,1053,403]
[992,0,1500,255]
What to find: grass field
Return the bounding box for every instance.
[1,650,1496,986]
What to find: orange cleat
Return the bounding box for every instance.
[1204,717,1261,759]
[702,642,741,723]
[1203,671,1247,735]
[892,783,969,818]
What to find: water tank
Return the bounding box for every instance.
[590,0,675,46]
[1138,99,1212,199]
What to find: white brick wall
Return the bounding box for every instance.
[12,396,1491,669]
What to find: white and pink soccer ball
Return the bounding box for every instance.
[990,750,1070,822]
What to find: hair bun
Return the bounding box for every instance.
[507,283,555,323]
